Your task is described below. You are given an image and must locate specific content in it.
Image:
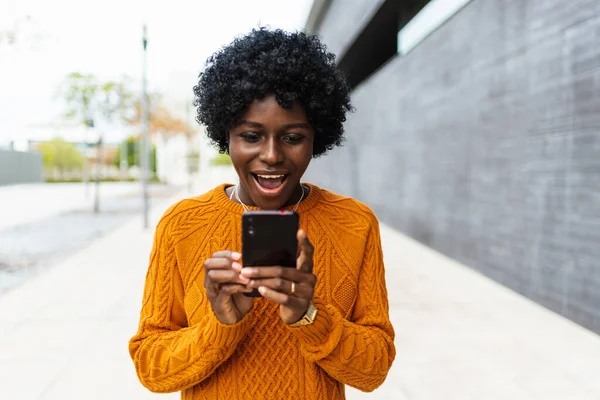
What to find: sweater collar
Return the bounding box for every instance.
[212,182,322,215]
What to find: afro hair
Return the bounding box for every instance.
[193,28,352,157]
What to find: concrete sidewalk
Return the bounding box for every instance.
[364,229,600,400]
[1,175,599,399]
[0,182,164,231]
[0,189,183,400]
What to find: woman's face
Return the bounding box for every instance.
[228,94,314,210]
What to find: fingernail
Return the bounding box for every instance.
[240,268,254,276]
[258,286,267,295]
[232,262,242,271]
[231,252,242,260]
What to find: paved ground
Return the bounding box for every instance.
[0,182,155,231]
[0,181,182,295]
[1,169,599,400]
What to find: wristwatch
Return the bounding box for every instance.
[288,301,318,327]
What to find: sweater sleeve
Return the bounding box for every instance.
[288,217,396,392]
[128,209,253,393]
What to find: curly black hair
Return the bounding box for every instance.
[193,28,352,157]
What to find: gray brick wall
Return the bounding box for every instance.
[315,0,385,57]
[306,0,600,333]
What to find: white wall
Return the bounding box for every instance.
[155,133,191,185]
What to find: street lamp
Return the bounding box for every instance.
[84,117,94,199]
[141,24,150,229]
[94,134,103,214]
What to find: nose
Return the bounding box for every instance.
[259,137,284,165]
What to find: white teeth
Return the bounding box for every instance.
[256,174,284,179]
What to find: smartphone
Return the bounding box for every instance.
[242,210,299,297]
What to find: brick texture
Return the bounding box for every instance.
[306,0,600,333]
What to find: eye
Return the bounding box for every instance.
[240,132,261,142]
[283,134,304,144]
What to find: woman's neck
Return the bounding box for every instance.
[231,182,307,209]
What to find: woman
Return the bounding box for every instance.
[129,28,395,399]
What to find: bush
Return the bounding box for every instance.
[37,138,83,172]
[113,136,157,173]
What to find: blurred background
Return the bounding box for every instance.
[1,0,600,399]
[0,0,311,293]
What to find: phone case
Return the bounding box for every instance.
[242,210,299,297]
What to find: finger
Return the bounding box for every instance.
[250,278,314,299]
[248,278,293,294]
[207,269,250,285]
[296,230,314,273]
[211,251,242,261]
[219,283,254,295]
[205,280,219,297]
[241,266,315,286]
[258,285,304,306]
[240,266,299,280]
[204,258,242,272]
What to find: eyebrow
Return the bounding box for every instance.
[238,120,311,130]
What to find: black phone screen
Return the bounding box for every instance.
[242,210,299,297]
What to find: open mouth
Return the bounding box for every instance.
[251,173,289,195]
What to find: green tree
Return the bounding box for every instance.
[60,72,135,127]
[210,153,233,166]
[37,138,83,174]
[98,78,135,125]
[60,72,99,126]
[59,72,135,212]
[113,136,157,174]
[114,136,137,168]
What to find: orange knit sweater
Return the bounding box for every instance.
[129,183,395,399]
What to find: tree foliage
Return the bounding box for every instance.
[37,138,83,171]
[60,72,99,125]
[113,136,157,173]
[59,72,191,136]
[59,72,135,128]
[210,153,233,166]
[128,94,193,136]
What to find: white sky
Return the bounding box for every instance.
[0,0,314,140]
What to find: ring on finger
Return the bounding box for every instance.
[291,282,296,294]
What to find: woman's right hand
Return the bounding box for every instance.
[204,251,254,325]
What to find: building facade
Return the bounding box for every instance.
[305,0,600,333]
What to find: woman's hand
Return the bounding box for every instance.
[204,251,254,325]
[240,230,316,324]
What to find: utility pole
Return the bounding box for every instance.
[83,117,93,198]
[141,24,150,229]
[94,134,102,213]
[120,139,127,181]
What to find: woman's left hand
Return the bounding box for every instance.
[240,229,316,324]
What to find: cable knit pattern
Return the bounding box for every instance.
[129,183,395,399]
